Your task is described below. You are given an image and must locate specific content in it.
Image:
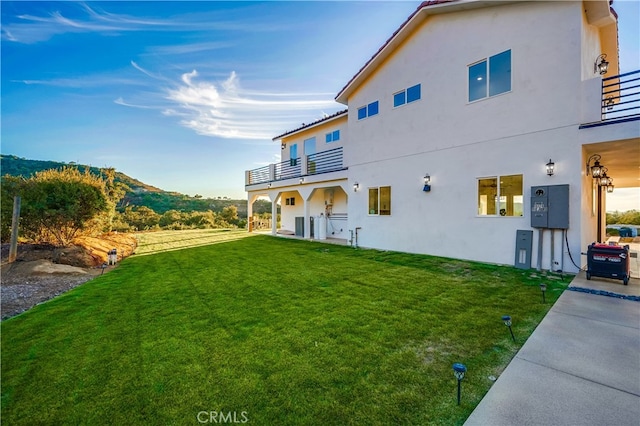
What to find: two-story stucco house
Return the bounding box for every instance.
[245,0,640,274]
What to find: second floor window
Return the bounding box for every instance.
[325,130,340,143]
[357,101,379,120]
[468,50,511,102]
[289,144,297,166]
[393,84,421,107]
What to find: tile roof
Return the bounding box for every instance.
[272,109,348,141]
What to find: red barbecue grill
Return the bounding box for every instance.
[586,243,630,285]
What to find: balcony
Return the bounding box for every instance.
[581,70,640,129]
[246,146,346,187]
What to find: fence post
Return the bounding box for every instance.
[8,196,21,263]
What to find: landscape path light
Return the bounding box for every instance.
[540,283,547,303]
[502,315,515,342]
[452,363,467,406]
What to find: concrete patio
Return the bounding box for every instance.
[465,271,640,425]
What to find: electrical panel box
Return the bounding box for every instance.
[530,184,569,229]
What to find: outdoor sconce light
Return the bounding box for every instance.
[423,174,431,192]
[604,96,615,110]
[595,54,609,75]
[281,143,286,150]
[353,182,359,192]
[502,315,515,342]
[453,363,467,406]
[606,180,615,193]
[267,183,272,189]
[299,177,304,184]
[540,283,547,303]
[598,169,610,186]
[586,154,603,178]
[546,159,555,176]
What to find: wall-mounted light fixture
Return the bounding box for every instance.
[604,96,615,110]
[598,168,611,186]
[546,159,555,176]
[267,183,272,189]
[586,154,603,178]
[299,177,304,184]
[353,182,359,192]
[281,143,286,150]
[606,179,615,193]
[423,174,431,192]
[595,54,609,75]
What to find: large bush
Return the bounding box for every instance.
[1,167,124,245]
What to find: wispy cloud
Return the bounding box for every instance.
[162,70,340,140]
[2,2,290,44]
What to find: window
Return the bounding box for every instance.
[368,186,391,215]
[394,84,421,107]
[477,174,523,216]
[289,144,297,166]
[285,197,296,206]
[304,137,316,156]
[357,101,379,120]
[325,130,340,143]
[468,50,511,102]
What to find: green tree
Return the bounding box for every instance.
[221,205,239,224]
[17,167,110,245]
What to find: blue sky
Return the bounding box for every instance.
[2,1,639,207]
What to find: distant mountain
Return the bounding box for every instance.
[0,154,267,215]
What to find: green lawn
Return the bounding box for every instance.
[1,235,568,425]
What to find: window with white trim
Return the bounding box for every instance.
[325,130,340,143]
[357,101,379,120]
[393,84,421,107]
[477,174,523,216]
[368,186,391,216]
[468,50,511,102]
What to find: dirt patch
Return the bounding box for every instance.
[1,233,137,320]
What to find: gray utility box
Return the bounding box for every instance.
[531,184,569,229]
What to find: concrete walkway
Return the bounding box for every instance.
[465,271,640,426]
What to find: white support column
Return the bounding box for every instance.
[301,154,308,176]
[247,195,254,232]
[303,198,311,239]
[271,193,278,236]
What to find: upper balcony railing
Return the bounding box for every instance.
[274,158,302,181]
[601,70,640,122]
[246,146,345,186]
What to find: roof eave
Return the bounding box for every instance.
[272,109,348,141]
[335,0,519,104]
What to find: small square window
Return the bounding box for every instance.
[358,107,367,120]
[393,92,406,107]
[325,133,332,143]
[332,130,340,141]
[368,101,379,116]
[407,84,421,103]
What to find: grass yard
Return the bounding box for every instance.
[1,235,568,425]
[134,229,254,255]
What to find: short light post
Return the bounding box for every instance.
[101,262,108,275]
[540,283,547,303]
[453,363,467,405]
[502,315,515,342]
